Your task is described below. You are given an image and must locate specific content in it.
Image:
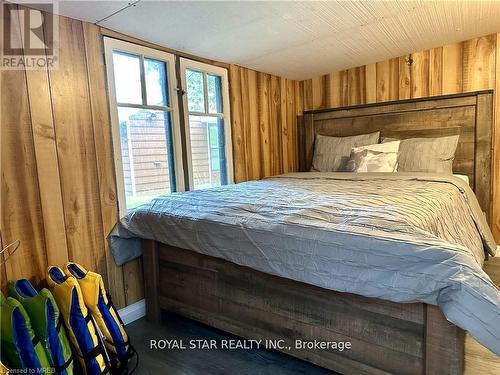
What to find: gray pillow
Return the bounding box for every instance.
[311,132,380,172]
[397,135,459,174]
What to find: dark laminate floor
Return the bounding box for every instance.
[126,312,336,375]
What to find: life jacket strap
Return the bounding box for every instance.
[110,344,139,375]
[31,335,40,348]
[104,293,140,375]
[74,312,112,375]
[84,313,93,323]
[105,338,130,348]
[105,294,126,327]
[53,355,74,374]
[56,317,63,332]
[76,343,111,375]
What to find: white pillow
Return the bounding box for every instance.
[353,140,400,154]
[346,141,400,173]
[453,174,470,185]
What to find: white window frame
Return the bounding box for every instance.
[179,58,234,189]
[104,38,185,217]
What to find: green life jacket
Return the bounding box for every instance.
[7,279,74,374]
[0,291,51,371]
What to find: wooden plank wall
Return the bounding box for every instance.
[1,6,303,307]
[229,66,303,182]
[1,7,133,307]
[302,34,500,244]
[4,7,496,310]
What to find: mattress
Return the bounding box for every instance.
[110,172,499,355]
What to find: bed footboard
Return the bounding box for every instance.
[142,240,464,375]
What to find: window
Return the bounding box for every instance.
[104,38,184,216]
[180,59,233,190]
[105,39,233,216]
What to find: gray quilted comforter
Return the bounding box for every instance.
[110,172,499,354]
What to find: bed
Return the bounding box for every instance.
[110,90,497,375]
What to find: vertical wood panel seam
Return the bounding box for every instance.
[40,12,70,265]
[82,24,109,287]
[18,4,50,273]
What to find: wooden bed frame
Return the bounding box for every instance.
[142,91,493,375]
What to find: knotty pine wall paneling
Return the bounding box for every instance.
[1,6,48,286]
[229,65,303,182]
[1,5,303,306]
[1,6,133,307]
[301,34,500,244]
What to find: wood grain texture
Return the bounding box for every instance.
[1,4,47,285]
[300,92,493,221]
[475,94,494,222]
[410,50,430,98]
[376,58,399,102]
[493,33,500,243]
[348,66,366,105]
[82,22,127,307]
[443,43,463,94]
[425,305,465,375]
[228,65,247,182]
[230,66,302,181]
[429,47,443,96]
[24,15,68,267]
[329,70,349,108]
[142,240,160,323]
[48,16,106,280]
[464,256,500,374]
[398,55,412,99]
[1,8,145,307]
[463,35,496,91]
[122,257,144,306]
[300,33,500,246]
[145,242,466,375]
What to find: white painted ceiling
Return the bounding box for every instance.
[28,0,500,80]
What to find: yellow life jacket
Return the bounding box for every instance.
[47,266,110,375]
[64,263,136,373]
[0,362,9,374]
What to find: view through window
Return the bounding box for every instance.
[104,39,232,216]
[105,39,181,214]
[184,68,228,189]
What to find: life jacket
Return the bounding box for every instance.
[7,279,74,375]
[0,361,9,374]
[47,266,111,375]
[65,262,137,374]
[0,291,51,371]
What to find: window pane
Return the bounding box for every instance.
[113,51,143,105]
[118,107,176,210]
[144,58,169,107]
[207,74,223,114]
[185,69,205,112]
[189,115,227,189]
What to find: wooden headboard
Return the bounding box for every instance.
[298,90,493,221]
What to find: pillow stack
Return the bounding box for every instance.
[311,132,460,174]
[311,132,380,172]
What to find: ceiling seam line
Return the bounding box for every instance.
[95,0,142,25]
